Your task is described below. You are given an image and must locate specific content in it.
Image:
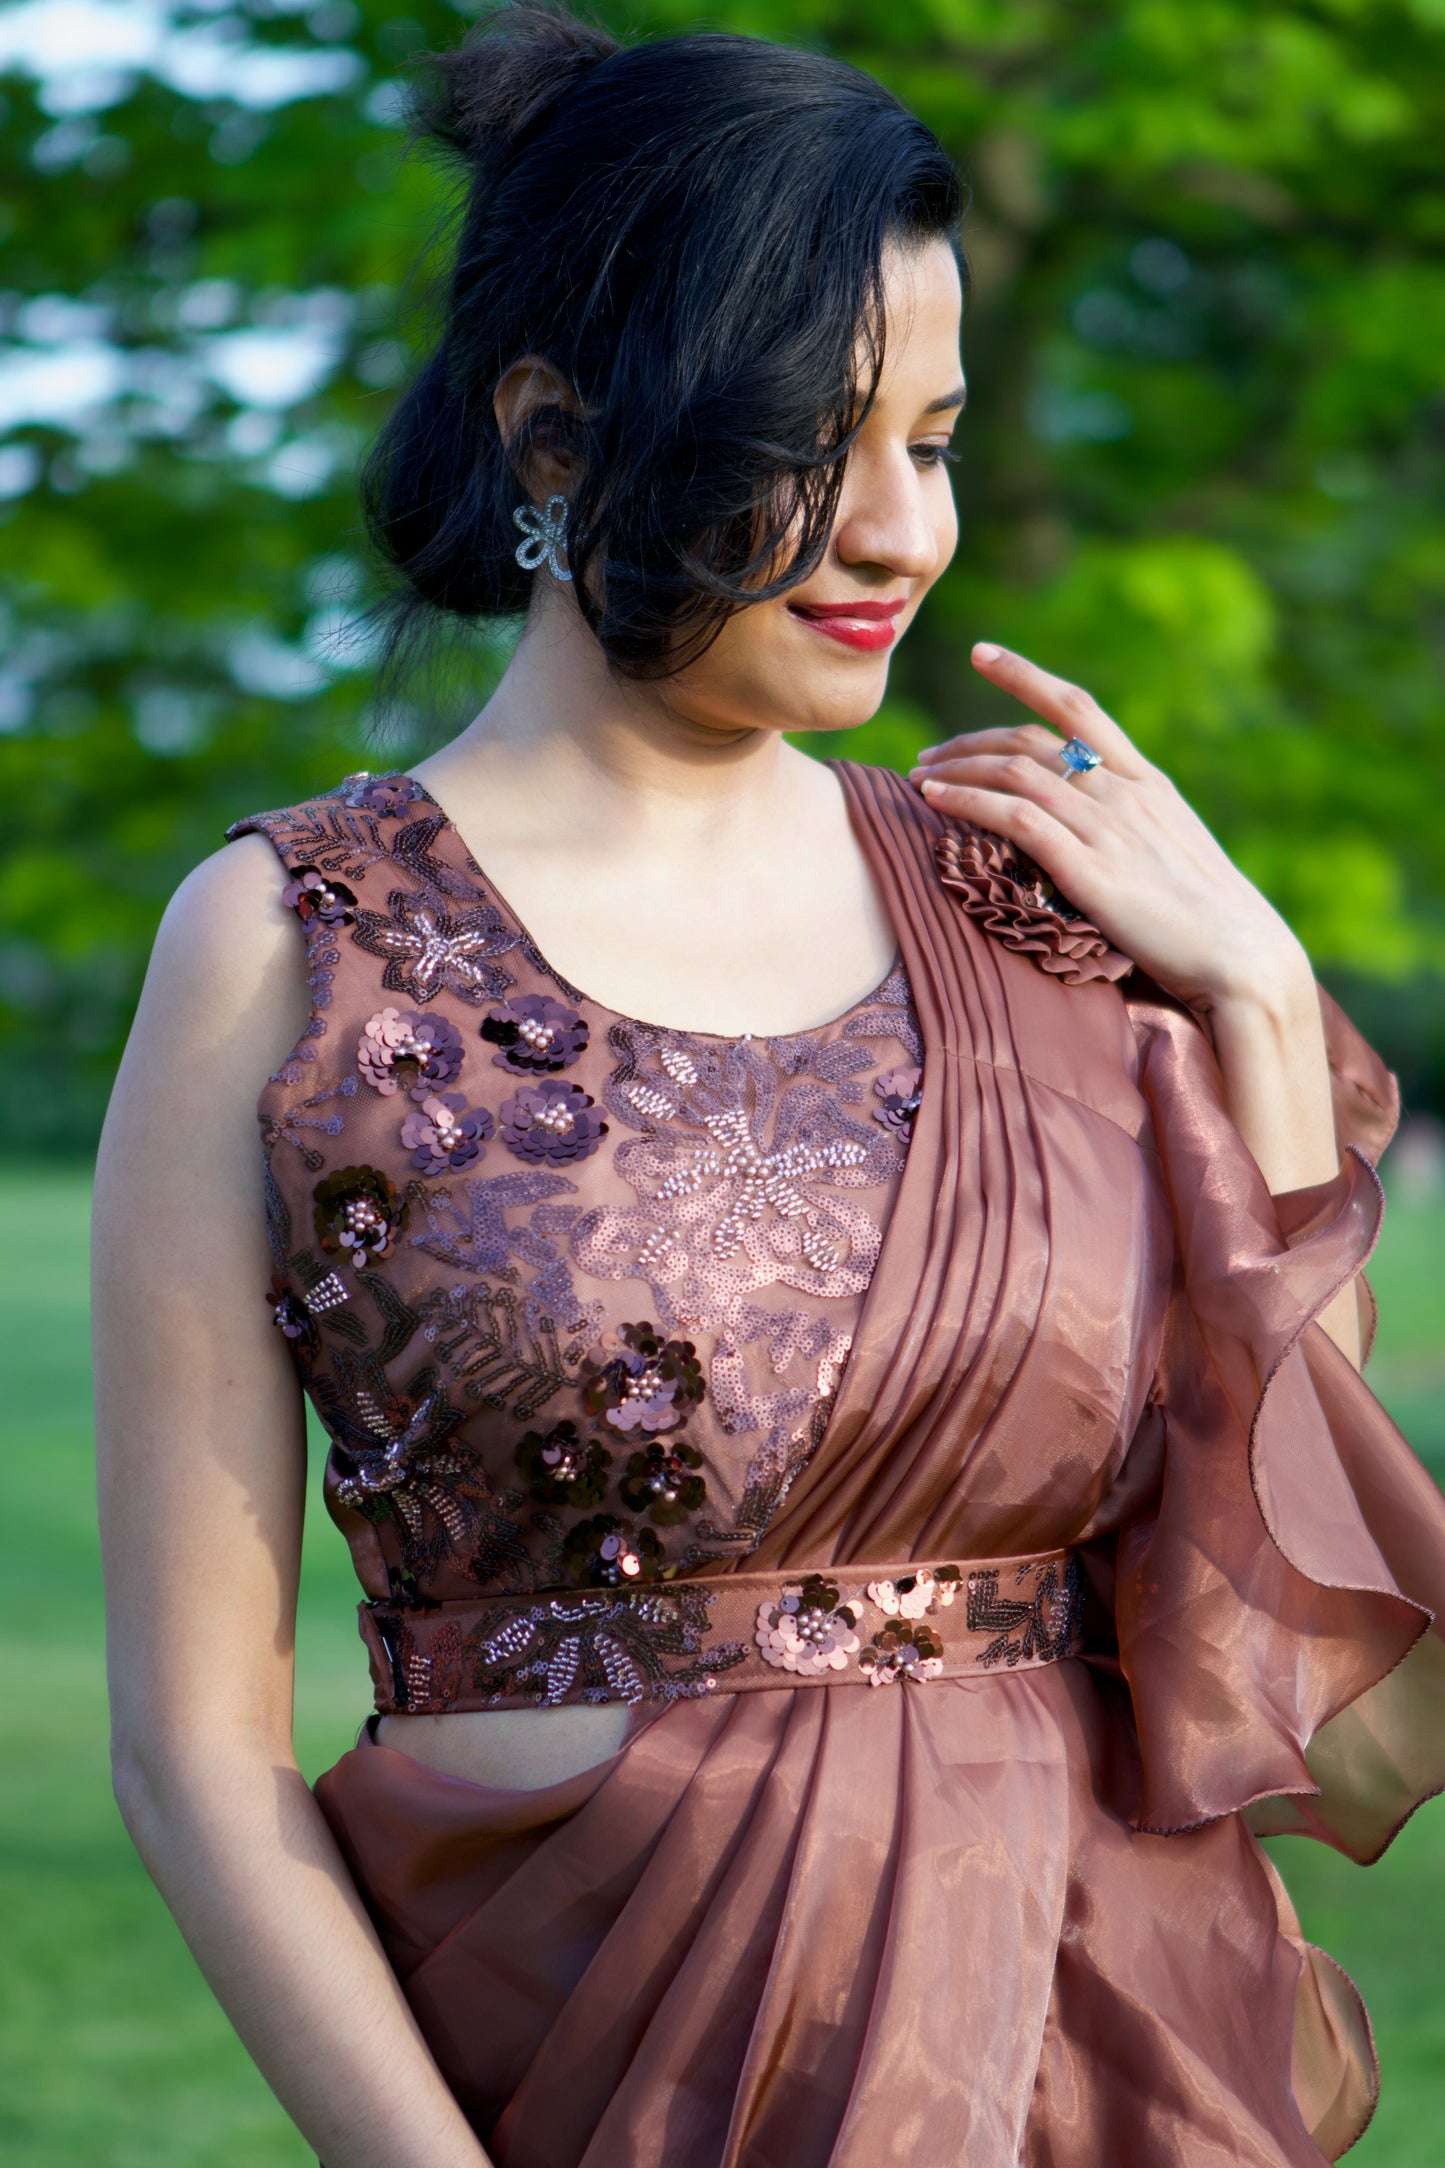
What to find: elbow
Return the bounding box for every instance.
[109,1729,173,1855]
[108,1724,215,1855]
[109,1713,299,1846]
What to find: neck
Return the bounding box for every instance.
[416,587,821,861]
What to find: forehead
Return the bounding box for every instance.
[872,238,965,396]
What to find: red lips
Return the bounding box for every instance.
[787,595,906,652]
[792,598,907,620]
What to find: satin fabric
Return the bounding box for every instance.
[314,762,1445,2163]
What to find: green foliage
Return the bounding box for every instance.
[1,0,1442,1152]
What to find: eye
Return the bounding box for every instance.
[911,443,961,469]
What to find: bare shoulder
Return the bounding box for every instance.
[97,834,310,1205]
[144,834,304,1039]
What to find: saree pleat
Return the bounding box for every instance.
[311,759,1445,2162]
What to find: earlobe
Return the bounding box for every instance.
[493,355,584,500]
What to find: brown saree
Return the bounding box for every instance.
[293,761,1445,2166]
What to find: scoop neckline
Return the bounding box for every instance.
[390,766,906,1046]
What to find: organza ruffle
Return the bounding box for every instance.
[1116,986,1445,1858]
[933,820,1134,986]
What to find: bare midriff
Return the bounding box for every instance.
[375,1703,638,1789]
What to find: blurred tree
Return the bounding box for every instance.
[0,0,1441,1152]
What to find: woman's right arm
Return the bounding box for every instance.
[93,835,492,2168]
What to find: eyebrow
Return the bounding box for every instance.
[923,386,968,415]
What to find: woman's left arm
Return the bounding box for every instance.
[910,641,1361,1366]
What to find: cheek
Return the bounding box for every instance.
[931,487,960,574]
[703,605,792,691]
[666,603,796,718]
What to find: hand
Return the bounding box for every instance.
[909,642,1314,1022]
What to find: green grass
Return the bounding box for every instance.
[2,1163,1443,2164]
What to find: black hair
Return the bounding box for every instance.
[364,3,966,680]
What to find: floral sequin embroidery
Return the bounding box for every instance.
[313,1165,407,1268]
[858,1568,960,1685]
[582,1321,705,1435]
[754,1574,862,1676]
[755,1565,969,1685]
[357,1008,465,1097]
[499,1078,608,1164]
[577,1024,907,1337]
[561,1512,667,1586]
[515,1419,613,1509]
[873,1065,922,1136]
[234,779,926,1643]
[966,1555,1083,1667]
[340,771,426,816]
[483,994,589,1074]
[454,1583,746,1707]
[352,890,518,1006]
[619,1439,707,1525]
[400,1094,494,1175]
[281,867,356,927]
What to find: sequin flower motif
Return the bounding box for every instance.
[400,1093,494,1176]
[331,1389,442,1508]
[583,1321,706,1436]
[269,1283,318,1354]
[340,772,426,817]
[499,1078,608,1165]
[268,1268,350,1356]
[352,892,517,1006]
[858,1618,945,1686]
[482,994,588,1074]
[313,1165,407,1269]
[561,1513,667,1588]
[754,1574,862,1677]
[280,866,356,928]
[514,1420,612,1509]
[865,1567,961,1618]
[857,1567,960,1685]
[619,1439,707,1526]
[357,1008,465,1098]
[873,1065,922,1137]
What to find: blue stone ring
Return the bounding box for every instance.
[1059,736,1103,780]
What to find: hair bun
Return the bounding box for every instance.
[414,3,619,174]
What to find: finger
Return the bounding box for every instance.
[969,643,1150,778]
[911,751,1108,840]
[915,723,1063,768]
[915,776,1095,883]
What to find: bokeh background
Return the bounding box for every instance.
[1,1,1442,2160]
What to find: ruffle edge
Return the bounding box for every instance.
[1115,987,1445,1859]
[933,820,1134,986]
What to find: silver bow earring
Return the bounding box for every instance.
[512,493,573,583]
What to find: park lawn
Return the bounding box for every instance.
[2,1162,1442,2165]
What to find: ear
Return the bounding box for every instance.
[493,354,584,502]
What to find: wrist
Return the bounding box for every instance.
[1190,935,1316,1034]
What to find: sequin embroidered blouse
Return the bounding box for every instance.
[229,771,922,1659]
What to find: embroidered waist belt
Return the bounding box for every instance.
[358,1547,1084,1717]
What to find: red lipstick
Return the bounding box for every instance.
[787,596,906,653]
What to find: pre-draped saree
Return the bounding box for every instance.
[252,760,1445,2166]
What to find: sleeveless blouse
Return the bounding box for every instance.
[227,760,1445,2168]
[231,768,923,1704]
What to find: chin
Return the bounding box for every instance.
[786,684,891,737]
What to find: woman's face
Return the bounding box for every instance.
[662,234,965,741]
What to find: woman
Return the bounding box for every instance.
[93,10,1445,2165]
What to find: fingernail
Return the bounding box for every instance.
[916,745,941,762]
[973,642,1002,664]
[920,777,944,796]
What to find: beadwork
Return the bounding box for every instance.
[229,771,925,1703]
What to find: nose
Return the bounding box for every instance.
[830,443,947,583]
